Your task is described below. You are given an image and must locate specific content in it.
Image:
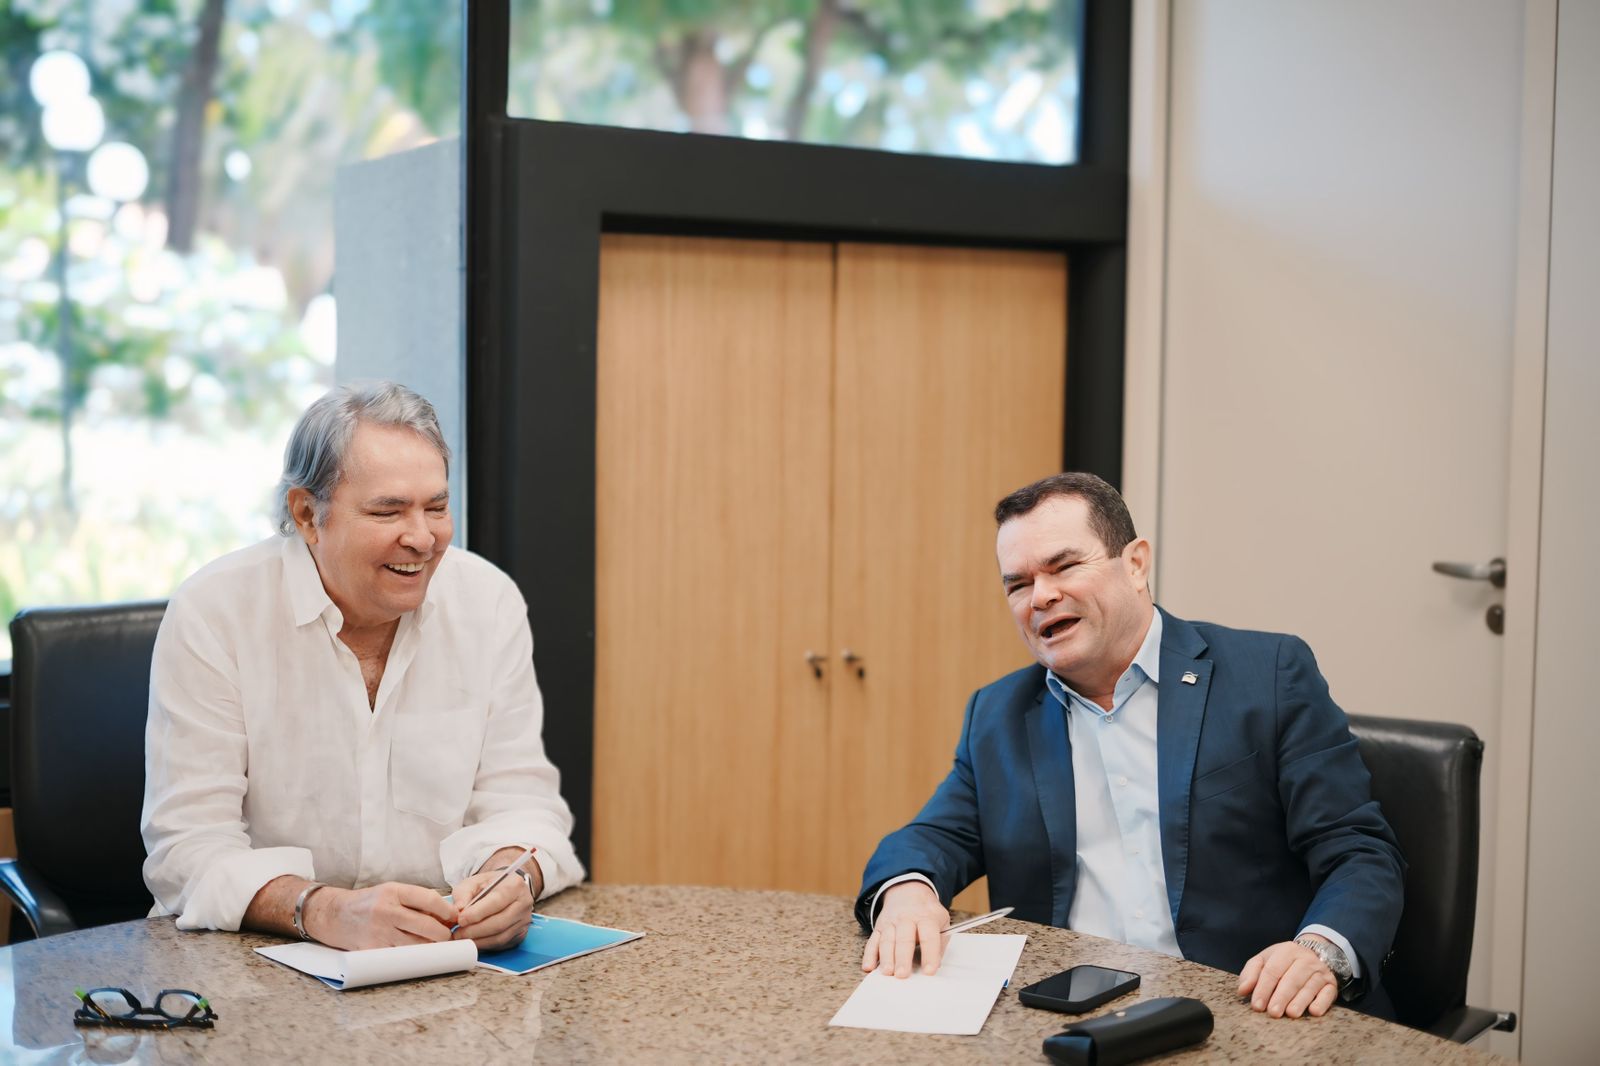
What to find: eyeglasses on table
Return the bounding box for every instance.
[73,987,218,1031]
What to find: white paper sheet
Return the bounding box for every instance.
[828,933,1027,1035]
[256,939,478,990]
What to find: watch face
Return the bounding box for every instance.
[1299,938,1351,979]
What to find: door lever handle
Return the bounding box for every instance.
[1431,557,1506,589]
[841,649,865,679]
[804,650,826,679]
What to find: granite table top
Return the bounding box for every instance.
[0,883,1502,1064]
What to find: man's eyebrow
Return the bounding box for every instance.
[428,489,450,504]
[363,495,411,508]
[1000,548,1085,586]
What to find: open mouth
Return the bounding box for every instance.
[1039,617,1079,640]
[384,562,425,575]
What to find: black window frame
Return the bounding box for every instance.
[475,0,1128,868]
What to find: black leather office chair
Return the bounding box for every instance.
[2,601,165,937]
[1346,714,1516,1043]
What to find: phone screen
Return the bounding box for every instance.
[1030,965,1137,1003]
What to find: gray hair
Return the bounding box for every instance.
[274,381,450,535]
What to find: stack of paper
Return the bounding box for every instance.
[828,933,1028,1035]
[256,914,643,990]
[257,940,476,990]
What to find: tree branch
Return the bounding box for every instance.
[783,0,841,141]
[165,0,227,253]
[722,17,786,102]
[832,2,890,57]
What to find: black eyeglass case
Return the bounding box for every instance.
[1042,996,1214,1065]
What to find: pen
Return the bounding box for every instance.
[462,845,537,913]
[942,907,1014,936]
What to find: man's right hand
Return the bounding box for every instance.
[304,882,457,950]
[861,880,949,979]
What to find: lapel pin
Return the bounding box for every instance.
[1181,671,1198,685]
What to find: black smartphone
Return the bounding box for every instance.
[1018,964,1140,1013]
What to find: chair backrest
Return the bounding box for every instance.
[1345,713,1482,1031]
[9,601,166,928]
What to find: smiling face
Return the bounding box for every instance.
[290,421,453,631]
[996,494,1154,700]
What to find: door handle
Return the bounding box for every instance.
[804,650,826,679]
[1431,557,1506,589]
[841,649,865,679]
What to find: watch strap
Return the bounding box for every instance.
[1295,935,1353,985]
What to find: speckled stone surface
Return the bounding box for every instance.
[0,884,1503,1064]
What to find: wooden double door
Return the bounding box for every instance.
[592,235,1066,901]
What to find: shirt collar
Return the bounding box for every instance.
[282,534,339,629]
[1131,605,1162,685]
[1045,605,1162,712]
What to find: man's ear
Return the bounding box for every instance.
[287,487,320,544]
[1123,537,1154,592]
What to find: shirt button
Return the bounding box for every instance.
[1129,848,1140,857]
[1117,775,1129,788]
[1135,908,1146,919]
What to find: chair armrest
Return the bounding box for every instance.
[0,857,78,938]
[1428,1004,1518,1044]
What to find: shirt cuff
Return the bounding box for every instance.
[869,873,937,929]
[530,848,560,902]
[1298,924,1362,980]
[458,844,563,905]
[172,846,315,932]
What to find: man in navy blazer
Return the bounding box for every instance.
[857,473,1404,1020]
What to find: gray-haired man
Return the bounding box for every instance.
[142,382,584,950]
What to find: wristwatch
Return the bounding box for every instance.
[1295,935,1353,987]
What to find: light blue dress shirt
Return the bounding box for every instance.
[874,605,1358,977]
[1045,608,1181,956]
[1043,607,1359,976]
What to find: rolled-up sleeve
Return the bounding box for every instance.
[436,581,585,898]
[140,592,313,929]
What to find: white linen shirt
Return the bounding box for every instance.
[141,534,585,931]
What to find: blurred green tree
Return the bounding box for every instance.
[367,0,1080,157]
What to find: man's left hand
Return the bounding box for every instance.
[1237,937,1339,1019]
[450,848,542,951]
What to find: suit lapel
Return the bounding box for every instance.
[1156,609,1212,926]
[1025,682,1078,927]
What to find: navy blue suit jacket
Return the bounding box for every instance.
[857,609,1404,997]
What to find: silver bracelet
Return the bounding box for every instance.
[293,881,327,942]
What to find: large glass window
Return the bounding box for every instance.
[507,0,1084,165]
[0,1,464,661]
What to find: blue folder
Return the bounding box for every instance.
[477,913,643,975]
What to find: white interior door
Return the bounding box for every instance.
[1520,2,1600,1059]
[1152,0,1525,1023]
